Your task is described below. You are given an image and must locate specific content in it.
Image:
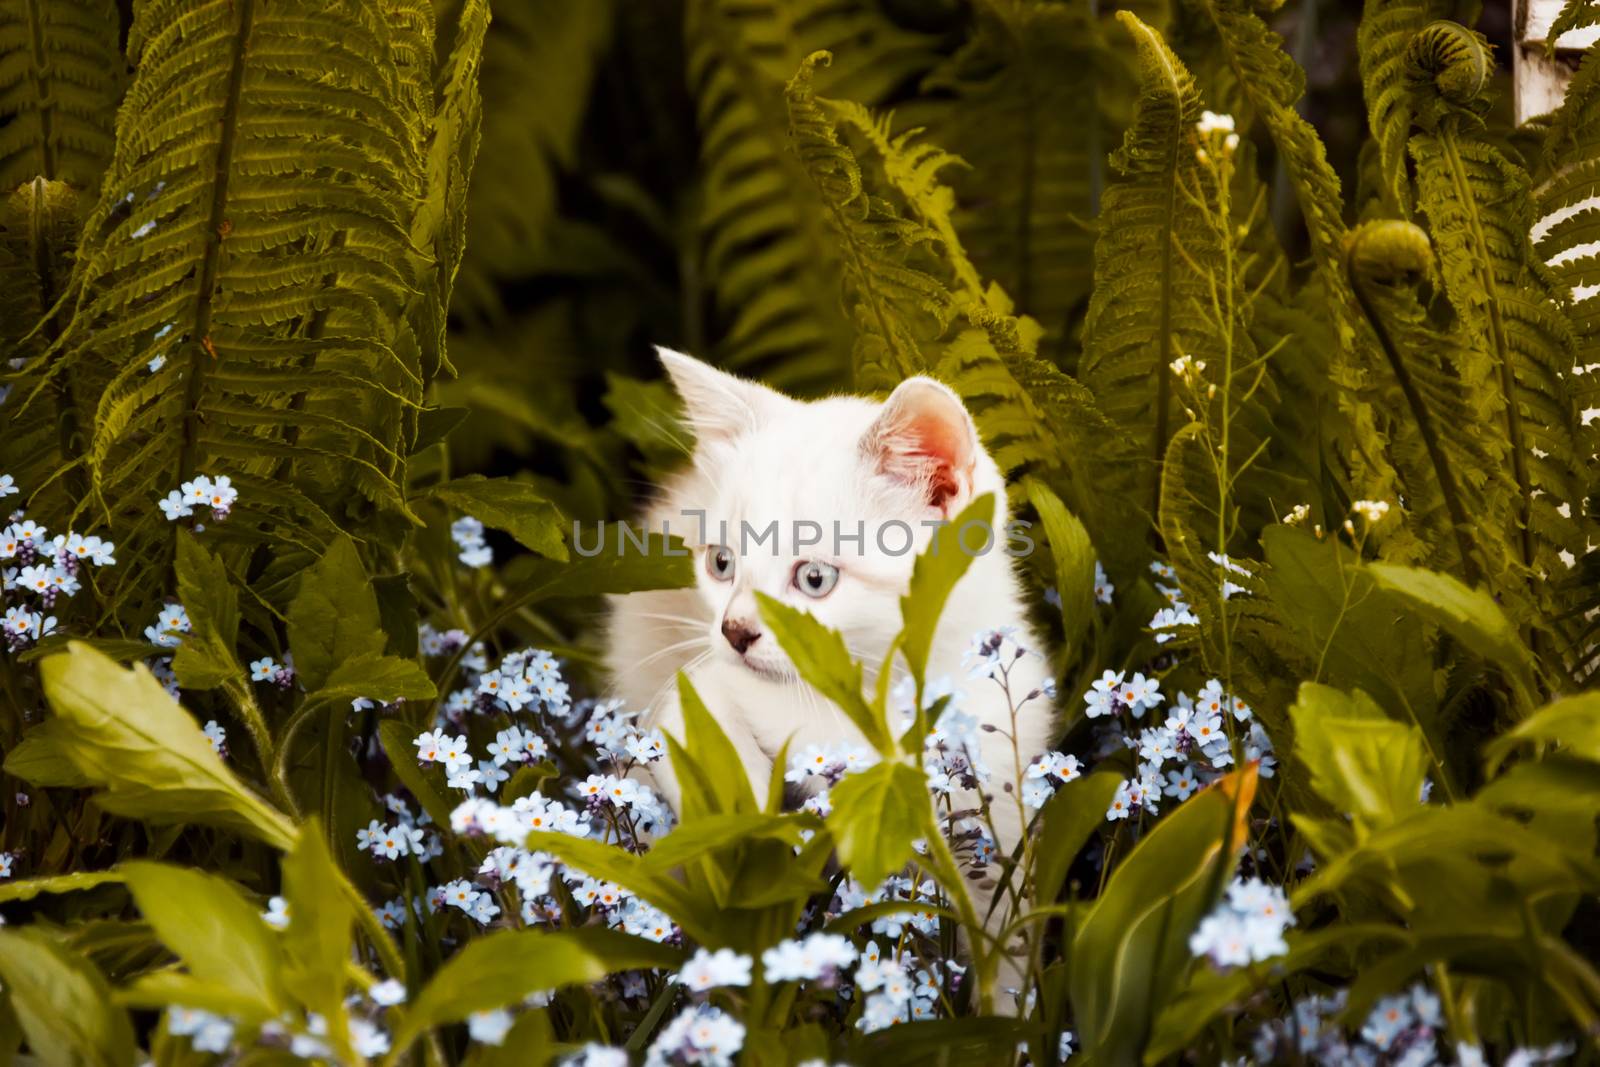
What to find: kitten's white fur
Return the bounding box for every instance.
[606,349,1055,867]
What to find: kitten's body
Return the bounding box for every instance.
[605,350,1054,993]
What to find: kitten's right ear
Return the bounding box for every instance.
[657,346,784,444]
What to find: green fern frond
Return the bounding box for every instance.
[1401,26,1584,585]
[1535,42,1600,436]
[1080,12,1208,527]
[918,0,1105,349]
[10,0,485,619]
[820,100,985,304]
[1549,0,1600,51]
[784,50,954,391]
[0,0,125,191]
[0,179,90,517]
[1196,0,1417,536]
[1343,219,1522,589]
[687,0,937,392]
[1357,0,1463,213]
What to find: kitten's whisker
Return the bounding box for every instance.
[639,649,712,729]
[628,611,708,630]
[632,637,712,672]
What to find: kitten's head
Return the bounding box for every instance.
[657,347,1002,682]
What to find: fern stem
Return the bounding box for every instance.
[22,0,57,179]
[25,177,88,504]
[178,0,255,485]
[1345,261,1482,586]
[1150,150,1180,530]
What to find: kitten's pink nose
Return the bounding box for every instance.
[721,618,760,654]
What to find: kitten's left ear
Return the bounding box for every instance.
[657,345,785,445]
[864,377,978,515]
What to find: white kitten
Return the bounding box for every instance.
[605,348,1055,982]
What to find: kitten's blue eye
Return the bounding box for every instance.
[706,545,735,581]
[794,560,839,598]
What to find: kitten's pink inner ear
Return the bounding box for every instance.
[869,379,978,514]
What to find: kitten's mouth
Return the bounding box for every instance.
[737,656,792,682]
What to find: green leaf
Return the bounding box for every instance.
[25,643,296,849]
[0,927,135,1067]
[170,530,244,691]
[426,474,568,560]
[898,493,995,684]
[1023,479,1096,658]
[311,652,436,709]
[413,407,470,454]
[826,761,931,891]
[1261,526,1443,767]
[0,870,125,904]
[1288,682,1428,828]
[644,813,814,871]
[2,720,94,788]
[392,928,678,1055]
[116,971,281,1022]
[1365,561,1539,709]
[1484,693,1600,774]
[523,832,712,942]
[122,861,289,1023]
[756,592,886,751]
[1035,771,1123,905]
[1071,767,1256,1064]
[281,822,355,1044]
[672,672,758,816]
[287,535,387,694]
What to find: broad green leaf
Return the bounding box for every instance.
[281,822,355,1046]
[1292,805,1600,923]
[1288,682,1427,828]
[30,643,296,849]
[757,593,886,751]
[171,530,244,690]
[122,861,288,1022]
[1023,479,1096,657]
[672,672,758,815]
[1484,692,1600,773]
[524,831,712,942]
[117,971,279,1020]
[644,813,814,870]
[311,652,436,709]
[412,406,470,454]
[1261,526,1444,772]
[0,870,124,904]
[426,474,568,560]
[0,927,135,1067]
[3,720,93,787]
[1366,561,1539,709]
[898,493,995,684]
[1071,766,1256,1064]
[287,535,386,693]
[826,760,931,891]
[1035,771,1122,905]
[851,1017,1032,1067]
[393,928,678,1055]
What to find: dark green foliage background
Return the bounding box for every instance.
[2,0,1600,1064]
